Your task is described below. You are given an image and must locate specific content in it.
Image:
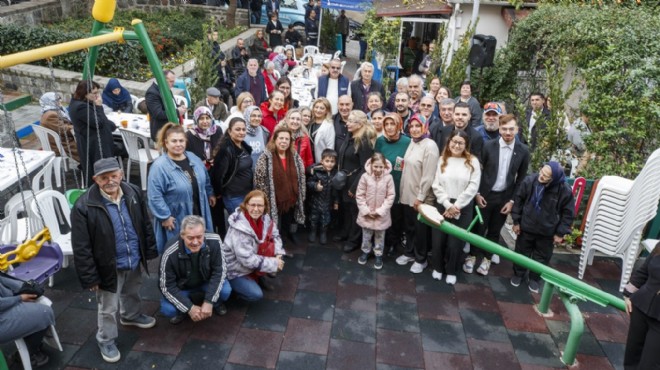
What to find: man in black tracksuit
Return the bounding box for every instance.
[510,161,574,293]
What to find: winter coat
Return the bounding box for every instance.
[306,164,337,212]
[254,149,306,226]
[337,134,374,203]
[312,119,335,162]
[40,110,79,162]
[293,134,314,168]
[511,173,575,237]
[221,210,285,280]
[147,152,215,253]
[71,182,157,292]
[260,101,286,133]
[356,158,395,230]
[159,233,226,312]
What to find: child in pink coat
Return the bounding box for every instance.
[355,153,395,269]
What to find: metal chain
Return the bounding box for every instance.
[47,58,81,190]
[0,91,47,229]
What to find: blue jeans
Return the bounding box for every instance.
[223,195,245,215]
[160,280,232,318]
[228,275,263,302]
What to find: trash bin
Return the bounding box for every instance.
[336,34,342,54]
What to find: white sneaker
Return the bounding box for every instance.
[396,255,415,266]
[446,274,457,285]
[410,261,427,274]
[463,256,476,274]
[491,254,500,264]
[431,270,443,281]
[463,242,470,253]
[476,259,491,276]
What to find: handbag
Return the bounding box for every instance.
[250,221,276,279]
[331,168,358,191]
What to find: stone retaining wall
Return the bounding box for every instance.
[0,28,257,102]
[0,0,63,26]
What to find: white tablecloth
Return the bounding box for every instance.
[108,112,194,138]
[0,148,55,192]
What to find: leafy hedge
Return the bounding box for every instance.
[1,9,244,81]
[474,4,660,179]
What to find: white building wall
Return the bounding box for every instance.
[452,4,510,50]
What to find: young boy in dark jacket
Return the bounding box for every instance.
[306,149,338,244]
[510,161,575,293]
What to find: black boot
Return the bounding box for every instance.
[288,224,300,245]
[258,276,275,291]
[319,227,328,245]
[308,226,317,243]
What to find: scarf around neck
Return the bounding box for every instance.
[272,150,299,213]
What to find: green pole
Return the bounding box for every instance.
[417,212,626,312]
[131,19,180,125]
[537,282,555,314]
[82,20,106,80]
[559,291,584,366]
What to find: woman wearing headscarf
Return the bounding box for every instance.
[396,114,439,274]
[243,105,270,170]
[186,106,223,170]
[254,126,306,245]
[510,161,575,293]
[39,92,79,162]
[375,113,411,256]
[102,78,133,113]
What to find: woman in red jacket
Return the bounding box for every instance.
[282,109,314,168]
[260,90,286,133]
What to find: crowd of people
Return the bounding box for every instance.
[11,19,650,370]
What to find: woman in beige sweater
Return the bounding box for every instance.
[395,114,439,274]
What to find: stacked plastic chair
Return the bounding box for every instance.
[578,148,660,291]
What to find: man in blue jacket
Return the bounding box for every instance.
[234,58,267,104]
[72,158,158,363]
[317,58,349,114]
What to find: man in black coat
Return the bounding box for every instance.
[145,70,187,141]
[332,95,353,152]
[349,62,386,113]
[448,102,484,161]
[464,114,530,276]
[523,92,551,152]
[71,158,158,363]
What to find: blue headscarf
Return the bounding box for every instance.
[530,161,565,213]
[102,78,132,111]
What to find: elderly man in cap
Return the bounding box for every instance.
[476,102,504,142]
[72,158,158,363]
[195,87,228,122]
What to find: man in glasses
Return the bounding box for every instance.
[317,58,349,114]
[464,114,530,277]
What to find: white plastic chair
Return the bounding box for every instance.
[31,124,76,188]
[340,60,347,74]
[578,148,660,291]
[303,45,319,55]
[130,94,138,113]
[118,128,160,190]
[333,50,342,60]
[642,239,658,253]
[29,190,72,268]
[284,44,297,62]
[14,296,63,370]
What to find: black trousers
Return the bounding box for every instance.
[431,202,473,275]
[385,203,405,251]
[624,305,660,370]
[473,191,509,262]
[512,231,554,282]
[211,202,227,239]
[342,201,362,248]
[402,205,431,263]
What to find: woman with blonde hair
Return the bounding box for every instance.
[309,97,334,162]
[336,110,376,253]
[281,109,314,167]
[223,92,255,132]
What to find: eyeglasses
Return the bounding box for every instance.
[247,203,265,209]
[450,140,466,147]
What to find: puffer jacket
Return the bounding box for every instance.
[306,163,337,212]
[355,158,395,231]
[71,182,157,292]
[221,210,285,280]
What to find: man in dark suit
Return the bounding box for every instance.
[145,70,187,141]
[349,62,386,113]
[524,92,551,152]
[332,95,352,152]
[431,102,484,161]
[463,114,530,276]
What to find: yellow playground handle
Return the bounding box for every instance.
[0,228,52,271]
